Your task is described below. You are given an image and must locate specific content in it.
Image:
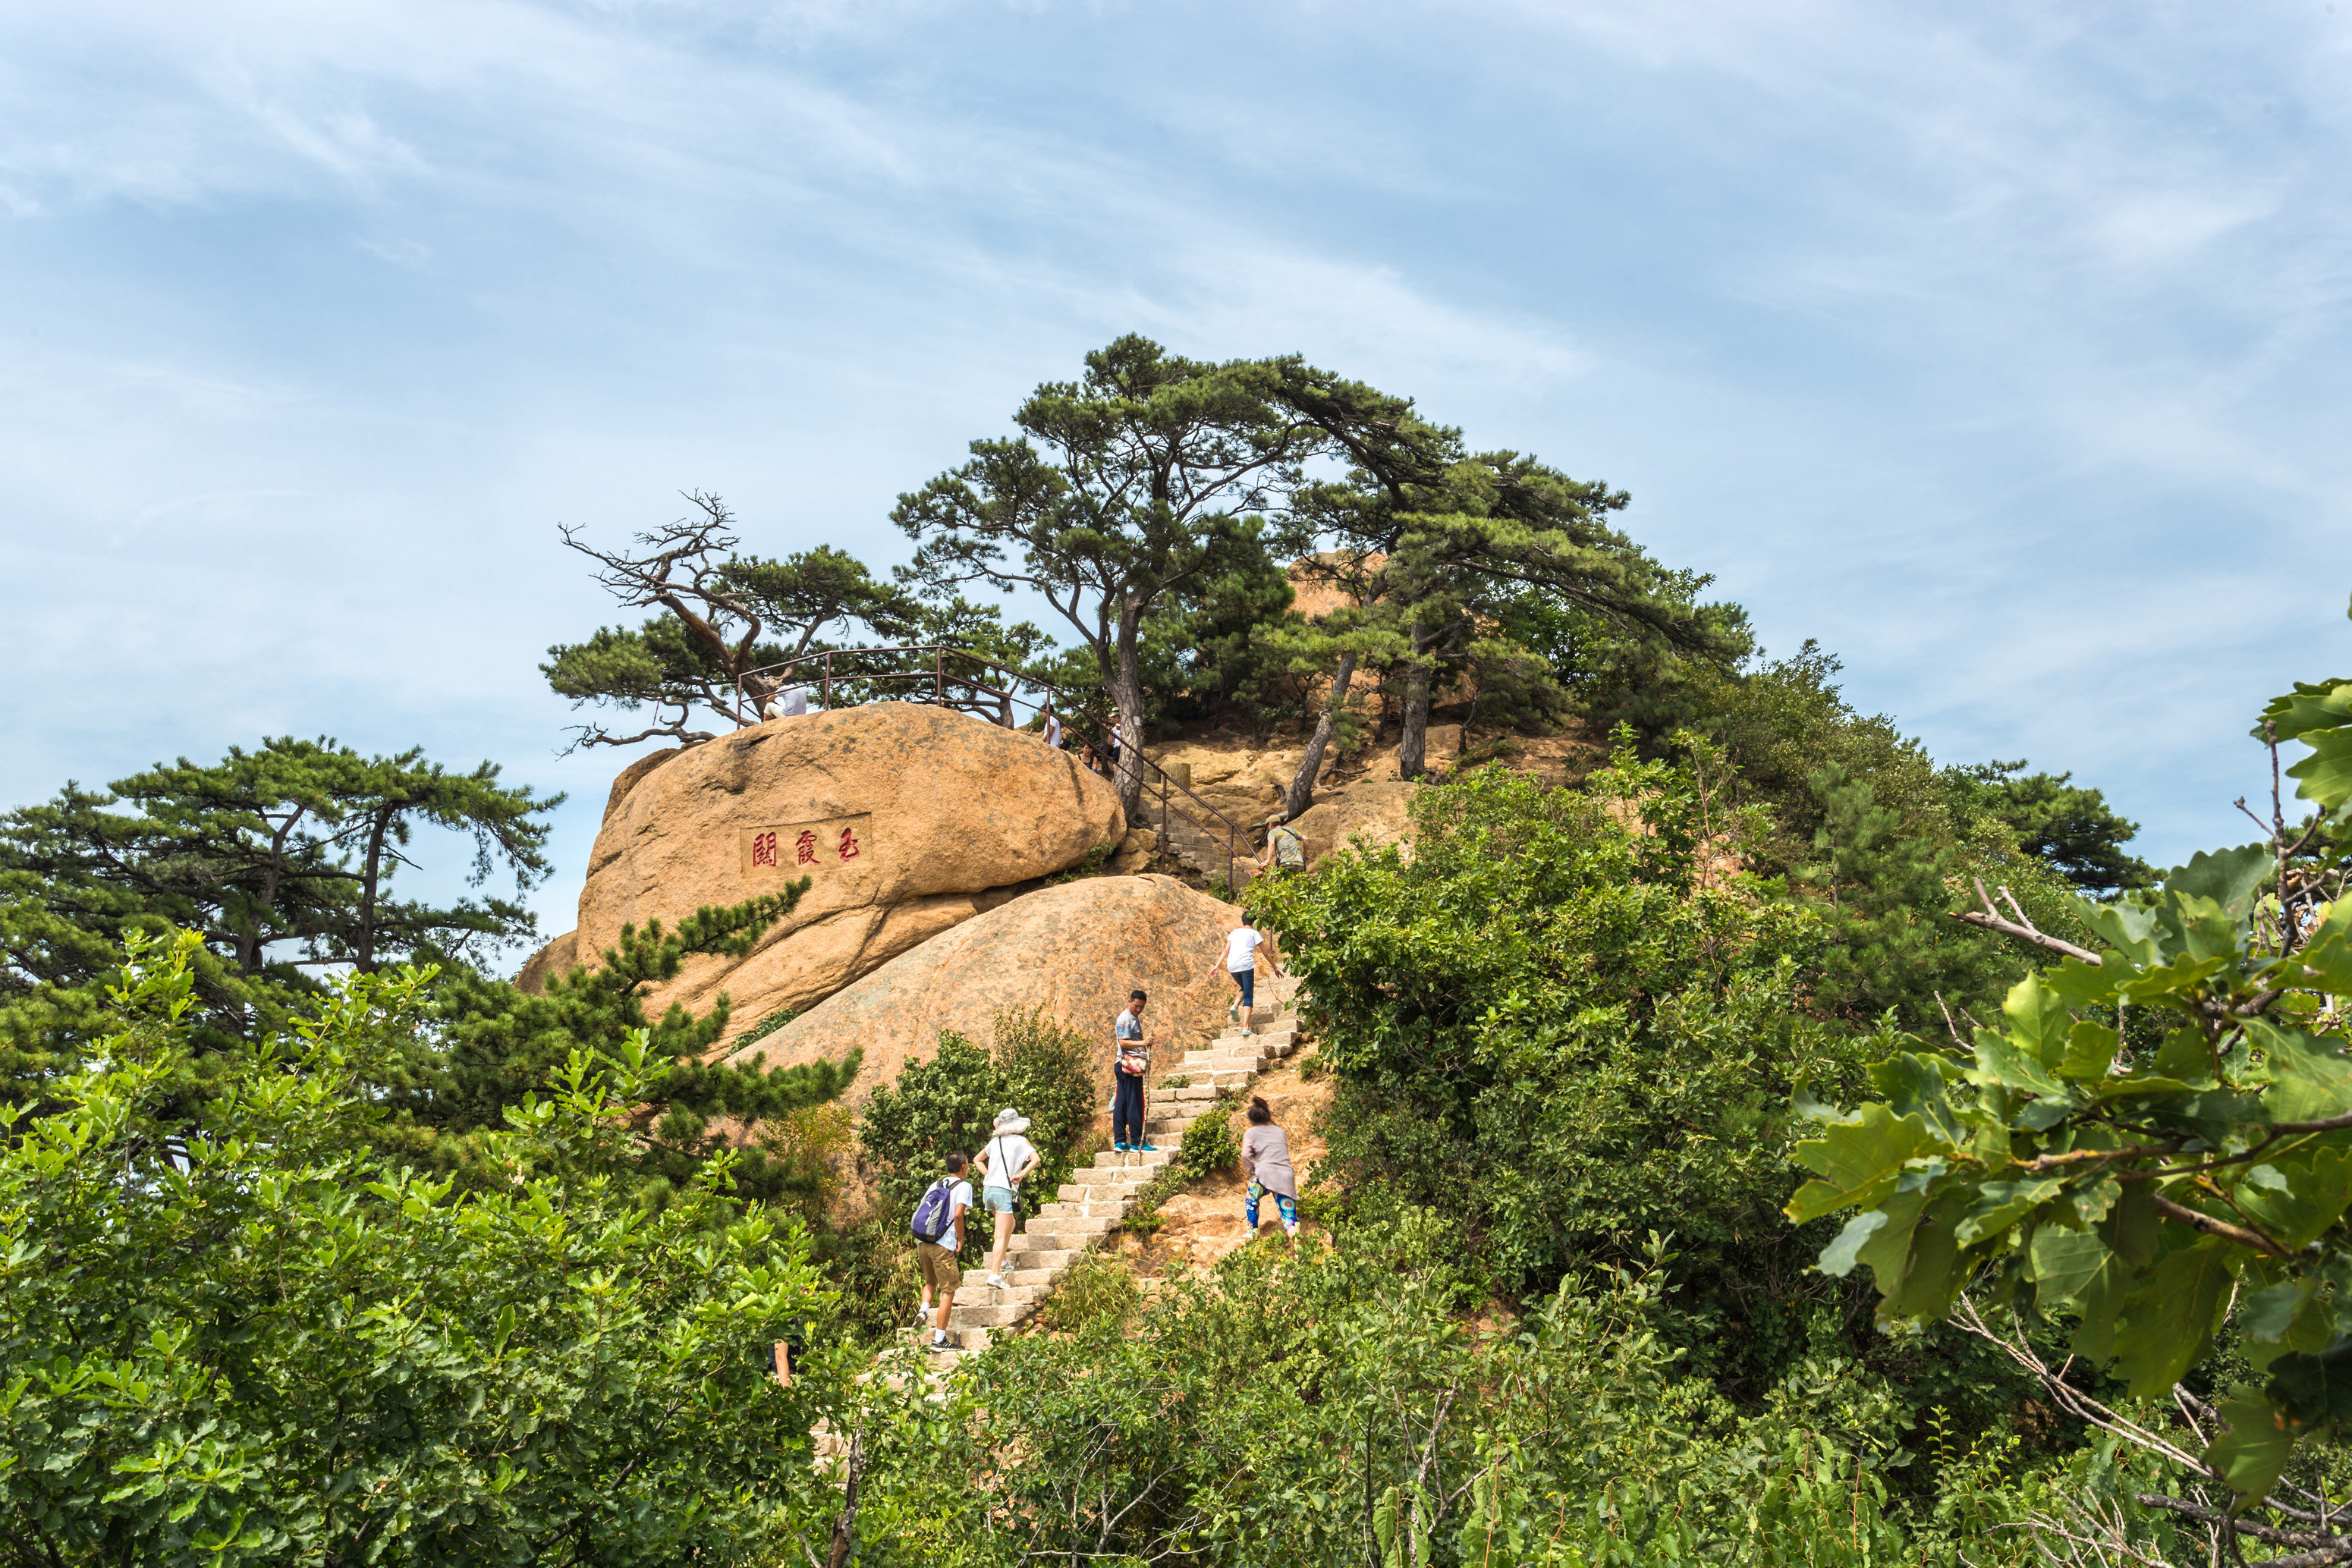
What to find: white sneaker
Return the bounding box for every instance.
[931,1330,949,1349]
[915,1305,932,1328]
[987,1272,1009,1290]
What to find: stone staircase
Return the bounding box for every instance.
[932,986,1303,1355]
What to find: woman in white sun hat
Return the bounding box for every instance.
[972,1108,1040,1290]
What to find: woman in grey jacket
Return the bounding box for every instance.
[1240,1096,1299,1240]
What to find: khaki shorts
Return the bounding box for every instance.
[917,1240,963,1293]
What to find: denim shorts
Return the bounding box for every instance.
[983,1185,1017,1215]
[1228,966,1255,1008]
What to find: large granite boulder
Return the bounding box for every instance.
[1287,779,1423,866]
[527,703,1124,1026]
[727,874,1243,1101]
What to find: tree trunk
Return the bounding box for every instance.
[355,806,391,973]
[825,1430,867,1568]
[1398,658,1432,781]
[1111,614,1147,822]
[1284,650,1357,821]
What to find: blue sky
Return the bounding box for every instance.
[5,0,2350,953]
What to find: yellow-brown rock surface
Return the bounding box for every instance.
[546,703,1124,1023]
[726,873,1243,1100]
[1287,780,1423,866]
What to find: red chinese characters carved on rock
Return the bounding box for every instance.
[743,815,873,876]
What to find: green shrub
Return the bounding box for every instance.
[1039,1252,1140,1332]
[857,1007,1102,1258]
[734,1003,800,1047]
[2,934,838,1565]
[1178,1098,1239,1179]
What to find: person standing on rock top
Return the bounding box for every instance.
[972,1108,1040,1293]
[1041,699,1063,749]
[1213,911,1280,1035]
[1112,990,1158,1155]
[1242,1096,1300,1241]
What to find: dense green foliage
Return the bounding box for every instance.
[401,893,863,1208]
[825,1219,2108,1565]
[0,737,558,1060]
[1796,665,2352,1533]
[0,935,841,1566]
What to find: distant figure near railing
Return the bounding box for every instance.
[731,646,1259,893]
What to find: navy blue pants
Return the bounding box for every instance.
[1114,1073,1146,1146]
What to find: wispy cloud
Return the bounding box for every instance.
[5,0,2350,924]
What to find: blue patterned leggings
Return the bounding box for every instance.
[1246,1180,1297,1232]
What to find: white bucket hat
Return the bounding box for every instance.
[992,1108,1030,1134]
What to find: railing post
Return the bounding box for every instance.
[822,652,832,712]
[1159,772,1168,872]
[935,647,943,704]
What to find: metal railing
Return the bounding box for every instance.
[734,646,1261,891]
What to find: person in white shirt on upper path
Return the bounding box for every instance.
[1210,911,1281,1036]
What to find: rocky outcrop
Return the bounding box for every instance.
[727,874,1242,1098]
[515,931,577,994]
[1143,740,1332,828]
[548,703,1123,1024]
[1285,779,1423,866]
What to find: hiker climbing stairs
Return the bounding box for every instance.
[939,984,1304,1353]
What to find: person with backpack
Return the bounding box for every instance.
[1241,1096,1300,1240]
[1210,910,1281,1035]
[971,1108,1040,1292]
[910,1152,973,1350]
[1259,813,1305,876]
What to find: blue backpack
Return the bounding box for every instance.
[910,1178,957,1245]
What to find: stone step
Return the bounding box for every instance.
[1002,1246,1079,1272]
[1088,1149,1176,1172]
[1072,1163,1156,1185]
[1019,1227,1107,1253]
[1059,1181,1159,1204]
[963,1265,1058,1288]
[953,1280,1047,1308]
[1037,1199,1131,1221]
[948,1300,1034,1330]
[1048,1211,1118,1233]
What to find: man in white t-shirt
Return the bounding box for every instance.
[972,1108,1040,1291]
[1209,911,1281,1036]
[1042,701,1063,749]
[762,685,810,721]
[915,1152,973,1350]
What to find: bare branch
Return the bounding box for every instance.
[2149,1193,2295,1257]
[1948,909,2103,966]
